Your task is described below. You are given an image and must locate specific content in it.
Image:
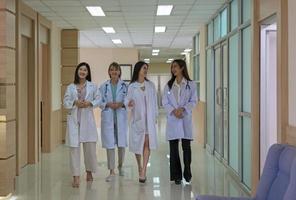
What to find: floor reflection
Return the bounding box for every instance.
[12,112,249,200]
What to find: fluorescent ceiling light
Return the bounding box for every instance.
[152,49,160,53]
[102,27,115,33]
[155,26,166,33]
[181,52,187,55]
[112,39,122,44]
[184,48,192,52]
[166,60,172,63]
[168,58,174,61]
[152,53,159,56]
[157,5,173,16]
[86,6,105,16]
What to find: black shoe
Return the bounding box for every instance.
[175,179,181,185]
[139,177,146,183]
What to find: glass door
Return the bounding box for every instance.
[214,45,223,157]
[222,42,229,162]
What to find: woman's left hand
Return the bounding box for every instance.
[81,101,92,108]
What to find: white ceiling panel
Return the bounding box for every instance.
[23,0,226,63]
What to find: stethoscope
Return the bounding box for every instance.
[167,80,190,95]
[103,82,127,100]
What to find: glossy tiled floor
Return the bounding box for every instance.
[12,113,250,200]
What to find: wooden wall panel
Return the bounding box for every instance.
[61,66,75,85]
[61,49,79,66]
[286,126,296,145]
[0,48,16,84]
[0,0,16,13]
[0,156,15,195]
[61,29,79,142]
[61,29,79,48]
[0,0,16,195]
[0,11,16,48]
[0,121,16,158]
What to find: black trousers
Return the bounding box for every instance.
[169,139,192,182]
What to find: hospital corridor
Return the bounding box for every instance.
[1,0,296,200]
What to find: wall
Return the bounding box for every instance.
[148,63,170,74]
[0,0,16,196]
[50,23,61,150]
[79,48,139,85]
[287,0,296,142]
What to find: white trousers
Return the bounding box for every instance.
[106,147,125,170]
[70,142,97,176]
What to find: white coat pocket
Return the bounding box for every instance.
[131,119,145,134]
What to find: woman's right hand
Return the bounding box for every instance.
[74,100,84,108]
[106,102,116,109]
[128,100,135,108]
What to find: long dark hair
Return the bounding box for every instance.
[130,61,149,83]
[74,62,92,84]
[108,62,121,78]
[167,59,191,89]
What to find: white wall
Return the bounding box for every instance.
[288,0,296,126]
[50,23,61,111]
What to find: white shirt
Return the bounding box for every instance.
[172,78,187,103]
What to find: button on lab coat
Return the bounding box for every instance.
[63,81,100,147]
[162,80,198,141]
[98,80,128,149]
[125,81,158,155]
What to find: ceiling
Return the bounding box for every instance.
[22,0,226,63]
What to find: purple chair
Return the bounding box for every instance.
[196,144,296,200]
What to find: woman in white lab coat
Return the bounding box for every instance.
[99,62,128,182]
[63,62,100,188]
[126,61,158,183]
[162,59,197,185]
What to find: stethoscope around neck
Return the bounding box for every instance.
[103,81,127,99]
[167,80,190,95]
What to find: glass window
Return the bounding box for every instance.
[194,55,200,81]
[243,117,251,188]
[242,26,251,113]
[208,22,213,45]
[221,8,228,37]
[231,0,238,31]
[214,15,220,41]
[206,49,214,149]
[229,33,239,173]
[243,0,251,23]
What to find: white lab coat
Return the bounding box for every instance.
[125,81,158,154]
[162,80,198,141]
[63,81,100,147]
[98,80,128,149]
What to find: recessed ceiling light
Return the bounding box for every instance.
[184,48,192,52]
[155,26,166,33]
[157,5,173,16]
[152,49,160,53]
[86,6,105,16]
[102,27,115,33]
[112,39,122,44]
[152,53,159,56]
[144,58,150,63]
